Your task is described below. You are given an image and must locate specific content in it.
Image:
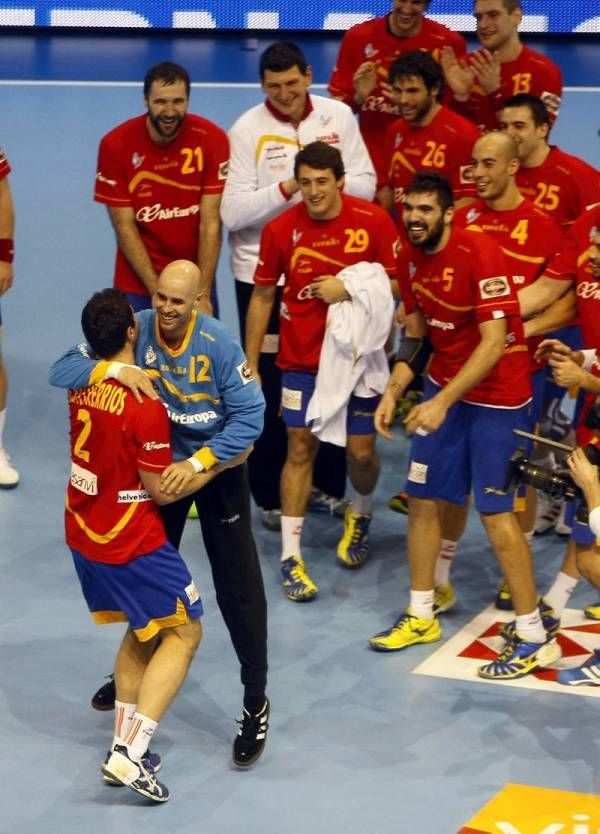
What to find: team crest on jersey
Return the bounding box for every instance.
[145,345,157,365]
[237,360,255,385]
[479,275,510,298]
[364,43,378,58]
[292,229,302,245]
[394,132,402,148]
[280,300,291,321]
[408,262,417,279]
[590,225,598,243]
[466,208,480,224]
[131,152,145,169]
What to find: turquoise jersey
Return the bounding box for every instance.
[50,309,265,463]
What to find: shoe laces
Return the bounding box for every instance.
[349,514,369,546]
[236,707,269,739]
[315,491,346,515]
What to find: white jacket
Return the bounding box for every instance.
[306,262,394,446]
[221,94,376,284]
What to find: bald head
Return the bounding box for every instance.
[154,260,204,344]
[471,131,520,205]
[473,131,519,164]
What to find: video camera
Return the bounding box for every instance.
[487,395,600,526]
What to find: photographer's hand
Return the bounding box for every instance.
[549,354,586,388]
[567,448,600,510]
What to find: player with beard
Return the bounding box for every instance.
[377,50,480,223]
[328,0,466,181]
[441,0,562,133]
[369,172,558,681]
[94,62,228,313]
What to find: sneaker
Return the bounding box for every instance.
[307,489,349,518]
[387,490,409,515]
[0,448,19,489]
[557,650,600,687]
[369,609,442,652]
[280,555,318,602]
[260,508,281,532]
[553,501,572,536]
[101,744,170,802]
[103,748,162,785]
[232,698,270,767]
[495,580,513,611]
[534,491,562,535]
[584,604,600,621]
[91,674,116,711]
[433,583,457,615]
[477,635,561,680]
[337,508,371,568]
[499,598,560,642]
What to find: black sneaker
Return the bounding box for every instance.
[91,674,116,711]
[232,698,270,768]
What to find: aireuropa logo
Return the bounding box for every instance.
[459,784,600,833]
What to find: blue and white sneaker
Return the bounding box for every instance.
[307,489,349,518]
[557,649,600,687]
[101,744,170,802]
[103,747,162,785]
[478,635,561,680]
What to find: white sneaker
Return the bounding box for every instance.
[554,500,572,536]
[0,448,19,488]
[533,491,561,534]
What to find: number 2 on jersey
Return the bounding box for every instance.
[74,408,92,462]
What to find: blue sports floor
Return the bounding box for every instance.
[0,30,599,834]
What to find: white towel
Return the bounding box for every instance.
[306,261,394,446]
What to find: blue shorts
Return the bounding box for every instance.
[565,499,599,548]
[404,380,534,513]
[125,291,152,312]
[71,542,203,642]
[281,370,380,435]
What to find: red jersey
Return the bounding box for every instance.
[515,146,600,229]
[254,194,399,372]
[95,113,229,295]
[398,226,530,406]
[0,146,10,179]
[65,381,172,564]
[452,45,562,133]
[546,203,600,349]
[383,105,480,220]
[328,16,466,180]
[455,198,561,367]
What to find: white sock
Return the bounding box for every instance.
[0,408,6,448]
[515,609,546,644]
[410,589,435,621]
[351,490,372,515]
[124,712,158,762]
[281,516,304,562]
[434,539,457,586]
[545,571,578,616]
[112,700,137,750]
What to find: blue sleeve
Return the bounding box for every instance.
[48,343,100,389]
[207,326,265,461]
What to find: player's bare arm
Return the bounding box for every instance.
[107,205,159,295]
[244,284,277,380]
[375,308,426,440]
[523,289,576,339]
[518,274,571,318]
[197,191,223,314]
